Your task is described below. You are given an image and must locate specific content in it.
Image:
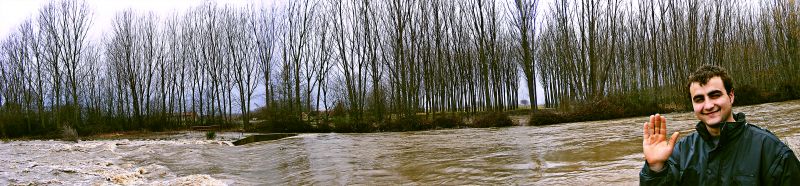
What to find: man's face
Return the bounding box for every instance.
[690,77,735,127]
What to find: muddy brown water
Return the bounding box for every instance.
[2,100,799,185]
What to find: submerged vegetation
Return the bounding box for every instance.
[1,0,799,137]
[61,125,79,142]
[205,131,216,140]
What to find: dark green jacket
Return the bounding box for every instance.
[640,113,800,185]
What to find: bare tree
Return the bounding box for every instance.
[224,6,259,128]
[510,0,539,111]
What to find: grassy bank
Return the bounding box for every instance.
[248,107,517,134]
[6,93,798,140]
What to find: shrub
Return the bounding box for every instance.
[733,85,766,106]
[781,84,799,101]
[732,83,800,106]
[332,118,375,133]
[315,121,332,133]
[430,115,465,129]
[528,91,680,126]
[472,112,514,128]
[146,116,167,132]
[61,125,79,142]
[528,110,570,126]
[250,105,315,133]
[330,102,348,117]
[264,115,313,133]
[379,115,426,132]
[206,131,216,140]
[376,119,396,132]
[504,108,532,116]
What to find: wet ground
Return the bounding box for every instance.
[2,100,799,185]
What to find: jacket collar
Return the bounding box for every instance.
[696,112,747,147]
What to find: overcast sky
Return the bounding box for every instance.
[0,0,278,40]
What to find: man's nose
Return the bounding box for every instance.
[703,99,715,110]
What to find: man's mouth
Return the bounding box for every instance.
[703,108,720,115]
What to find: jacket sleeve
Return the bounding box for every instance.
[640,140,683,186]
[766,148,800,186]
[639,158,679,186]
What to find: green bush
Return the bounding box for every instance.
[430,115,465,129]
[206,131,216,140]
[315,121,333,133]
[733,84,762,106]
[732,84,799,106]
[780,84,799,101]
[332,117,375,133]
[504,108,532,116]
[528,110,568,126]
[528,90,684,126]
[379,115,427,132]
[262,115,314,133]
[250,104,314,133]
[472,112,513,128]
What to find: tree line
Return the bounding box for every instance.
[1,0,799,137]
[536,0,800,120]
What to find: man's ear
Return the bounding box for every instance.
[728,88,734,104]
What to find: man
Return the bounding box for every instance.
[640,65,800,185]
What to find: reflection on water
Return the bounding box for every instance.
[2,100,799,185]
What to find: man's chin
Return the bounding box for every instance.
[703,119,722,128]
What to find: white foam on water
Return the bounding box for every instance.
[156,174,229,186]
[0,138,230,185]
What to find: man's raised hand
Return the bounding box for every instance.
[642,114,680,172]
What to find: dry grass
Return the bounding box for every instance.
[61,125,79,142]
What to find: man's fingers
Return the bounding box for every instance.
[643,121,650,140]
[660,115,667,135]
[669,131,680,146]
[648,115,658,134]
[647,115,654,134]
[653,114,660,134]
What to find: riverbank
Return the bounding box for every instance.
[5,99,798,141]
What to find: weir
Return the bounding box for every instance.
[232,133,298,146]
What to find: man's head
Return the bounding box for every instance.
[688,65,736,127]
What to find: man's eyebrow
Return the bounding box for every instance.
[708,90,723,95]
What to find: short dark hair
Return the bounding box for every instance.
[688,65,734,95]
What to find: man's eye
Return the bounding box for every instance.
[693,98,703,103]
[709,94,721,99]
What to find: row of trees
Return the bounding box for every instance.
[537,0,800,112]
[0,1,276,136]
[1,0,799,137]
[0,0,95,137]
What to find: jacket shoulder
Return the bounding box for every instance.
[744,123,795,156]
[745,123,784,144]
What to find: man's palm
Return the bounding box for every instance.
[643,114,679,171]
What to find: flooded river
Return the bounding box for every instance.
[2,100,800,185]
